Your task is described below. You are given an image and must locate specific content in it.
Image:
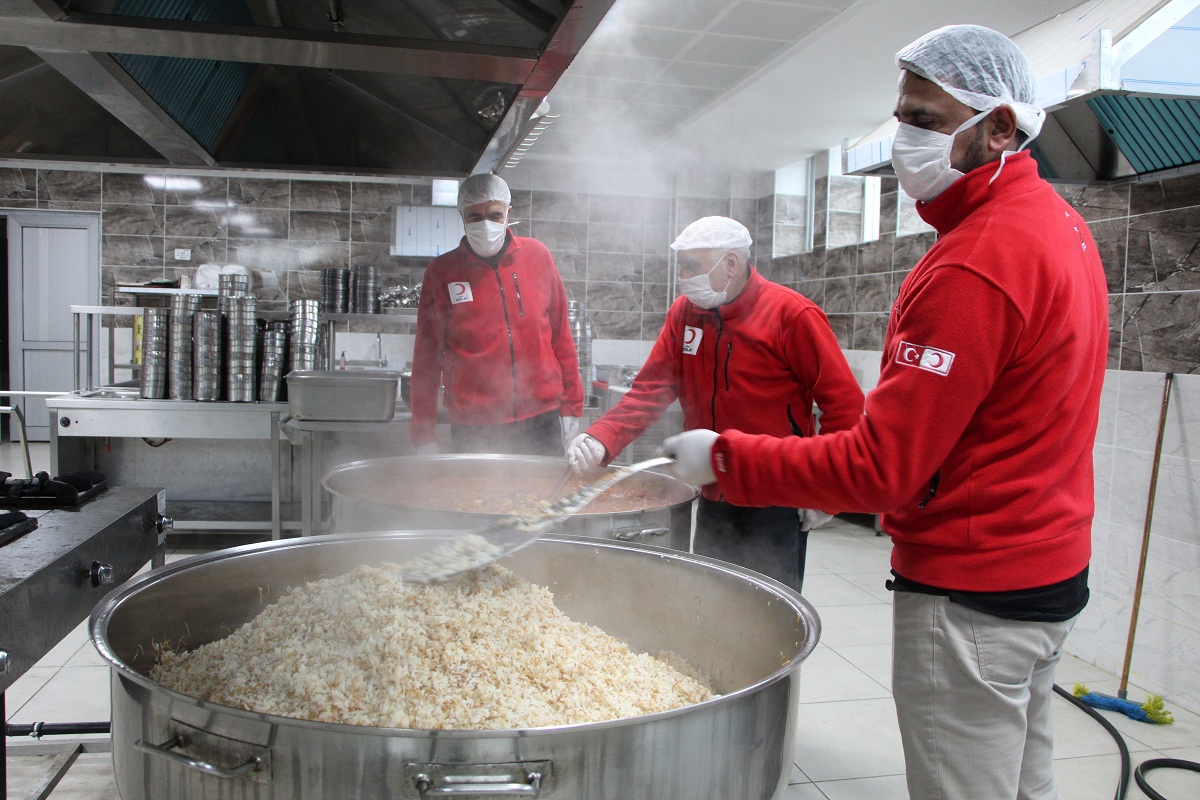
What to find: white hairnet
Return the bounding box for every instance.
[670,216,753,252]
[457,173,511,211]
[896,24,1045,142]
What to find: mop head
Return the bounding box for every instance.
[1074,683,1174,724]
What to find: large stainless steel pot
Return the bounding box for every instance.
[92,532,819,800]
[323,455,699,550]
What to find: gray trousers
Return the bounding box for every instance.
[892,591,1077,800]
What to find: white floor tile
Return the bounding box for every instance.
[1129,750,1200,800]
[797,646,890,703]
[5,752,118,800]
[1054,753,1138,800]
[3,666,57,717]
[832,644,892,689]
[802,574,885,607]
[7,666,112,724]
[793,697,906,782]
[815,774,909,800]
[781,782,830,799]
[808,603,893,648]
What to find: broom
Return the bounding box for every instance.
[1075,372,1175,725]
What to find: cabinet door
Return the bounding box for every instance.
[7,212,100,441]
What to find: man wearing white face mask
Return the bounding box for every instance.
[410,173,583,457]
[661,26,1108,800]
[567,216,864,591]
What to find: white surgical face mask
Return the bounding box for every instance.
[678,253,730,309]
[891,108,992,202]
[465,219,507,257]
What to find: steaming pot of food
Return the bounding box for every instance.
[322,454,698,549]
[92,532,820,799]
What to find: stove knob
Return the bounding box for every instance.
[90,561,114,587]
[0,649,8,674]
[59,417,70,427]
[156,515,174,533]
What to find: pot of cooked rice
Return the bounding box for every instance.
[92,532,819,800]
[323,455,698,550]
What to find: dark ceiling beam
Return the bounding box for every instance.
[0,13,539,82]
[490,0,558,32]
[31,48,216,165]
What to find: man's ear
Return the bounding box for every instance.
[988,106,1020,154]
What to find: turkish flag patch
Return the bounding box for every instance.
[896,341,955,376]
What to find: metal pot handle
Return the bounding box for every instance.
[135,735,266,779]
[613,526,670,541]
[408,762,548,798]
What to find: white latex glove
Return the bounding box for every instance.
[658,429,719,486]
[800,509,834,532]
[566,433,606,474]
[415,443,439,456]
[560,415,581,446]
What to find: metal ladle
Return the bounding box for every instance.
[390,456,676,583]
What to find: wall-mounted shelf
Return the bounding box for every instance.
[116,286,219,296]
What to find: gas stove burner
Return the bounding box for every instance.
[0,471,107,509]
[0,510,37,546]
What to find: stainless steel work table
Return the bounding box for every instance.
[1,487,167,798]
[279,412,414,537]
[45,391,290,538]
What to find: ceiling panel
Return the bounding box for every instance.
[657,61,754,89]
[677,33,790,67]
[709,2,835,40]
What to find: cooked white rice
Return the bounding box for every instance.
[150,563,715,730]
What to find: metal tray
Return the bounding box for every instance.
[286,370,400,422]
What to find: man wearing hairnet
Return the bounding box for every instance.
[410,173,583,456]
[567,216,864,592]
[662,26,1107,799]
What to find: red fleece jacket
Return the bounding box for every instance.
[711,153,1108,591]
[588,268,864,503]
[409,234,583,447]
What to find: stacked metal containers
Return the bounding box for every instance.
[219,274,257,403]
[138,308,170,399]
[259,322,288,402]
[167,294,200,400]
[289,299,321,372]
[351,265,381,313]
[567,300,594,404]
[320,268,350,313]
[192,310,222,401]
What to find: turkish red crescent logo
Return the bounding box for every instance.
[683,328,698,345]
[452,283,467,296]
[896,341,955,376]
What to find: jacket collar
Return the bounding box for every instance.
[690,266,763,321]
[916,150,1040,236]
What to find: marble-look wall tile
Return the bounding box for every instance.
[532,220,587,251]
[588,222,643,254]
[586,280,640,312]
[1125,207,1200,292]
[38,170,101,204]
[1113,370,1173,452]
[1107,447,1153,532]
[231,178,290,209]
[533,190,588,223]
[290,210,350,241]
[1119,292,1200,373]
[165,237,226,268]
[550,251,584,282]
[1161,373,1200,459]
[349,242,408,274]
[509,188,532,223]
[797,250,824,282]
[227,239,296,273]
[858,235,892,276]
[292,180,350,211]
[854,273,888,314]
[412,184,433,206]
[1,167,37,202]
[641,283,669,314]
[828,176,863,213]
[103,204,164,236]
[1129,171,1200,216]
[228,208,288,239]
[166,176,228,207]
[643,254,670,284]
[590,309,641,339]
[879,191,898,234]
[675,197,727,228]
[825,244,856,279]
[587,252,643,282]
[1056,183,1131,222]
[103,173,162,205]
[1095,371,1121,447]
[823,277,854,314]
[642,312,667,340]
[852,313,888,351]
[102,234,163,267]
[827,212,861,247]
[350,211,393,244]
[1146,456,1200,550]
[774,225,804,258]
[769,255,799,287]
[1083,216,1128,293]
[589,194,645,225]
[893,231,935,271]
[796,278,824,306]
[826,314,853,350]
[351,182,411,213]
[731,198,757,232]
[166,206,227,238]
[1108,295,1124,369]
[776,194,804,225]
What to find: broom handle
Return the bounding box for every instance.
[1119,372,1173,699]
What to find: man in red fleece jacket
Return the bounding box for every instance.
[410,173,583,456]
[663,25,1107,800]
[567,216,864,591]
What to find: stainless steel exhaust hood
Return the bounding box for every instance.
[0,0,616,177]
[844,0,1200,183]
